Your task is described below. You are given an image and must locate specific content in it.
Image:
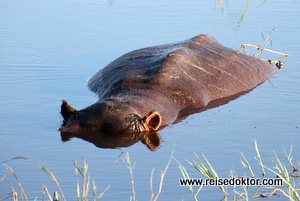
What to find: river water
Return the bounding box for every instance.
[0,0,299,200]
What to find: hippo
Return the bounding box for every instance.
[60,34,275,134]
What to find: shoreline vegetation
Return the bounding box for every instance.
[176,140,299,201]
[1,140,299,201]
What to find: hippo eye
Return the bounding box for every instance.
[101,123,112,132]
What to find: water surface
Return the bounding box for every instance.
[1,0,299,200]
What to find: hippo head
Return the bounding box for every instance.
[59,99,162,134]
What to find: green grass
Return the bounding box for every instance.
[174,158,203,201]
[177,140,299,201]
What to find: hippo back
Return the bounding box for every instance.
[88,34,275,108]
[88,41,187,99]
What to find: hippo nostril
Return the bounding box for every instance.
[101,123,113,132]
[59,121,81,132]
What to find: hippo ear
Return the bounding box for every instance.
[61,100,76,121]
[144,111,162,131]
[141,131,161,150]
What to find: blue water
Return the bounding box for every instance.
[1,0,299,200]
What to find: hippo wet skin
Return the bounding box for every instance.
[60,34,275,134]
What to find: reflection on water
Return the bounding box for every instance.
[215,0,267,28]
[61,130,161,150]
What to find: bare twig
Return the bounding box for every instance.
[150,169,155,201]
[265,187,291,199]
[12,187,18,201]
[42,185,53,201]
[3,165,28,201]
[151,149,175,201]
[96,185,110,201]
[113,152,124,165]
